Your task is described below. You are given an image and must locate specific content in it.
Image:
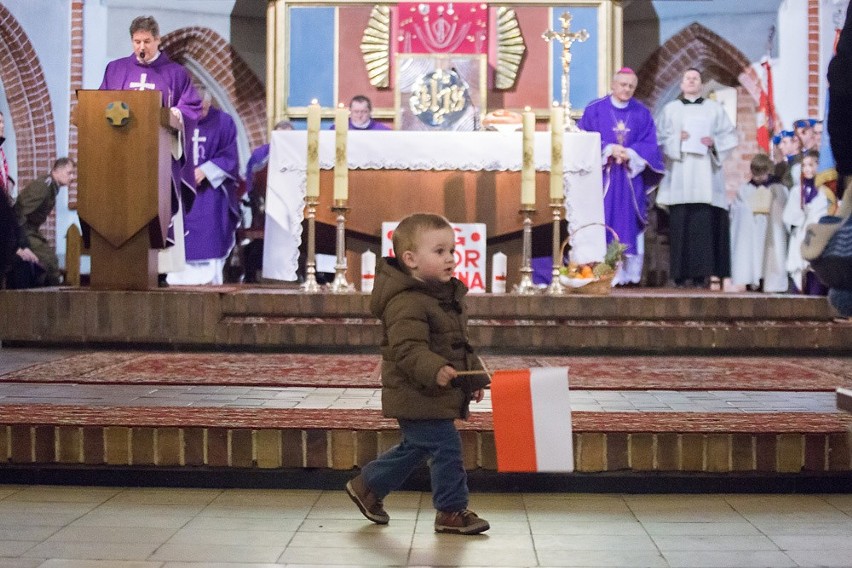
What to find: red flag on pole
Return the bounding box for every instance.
[757,58,777,153]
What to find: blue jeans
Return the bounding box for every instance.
[361,418,468,512]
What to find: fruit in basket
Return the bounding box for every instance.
[604,239,629,268]
[593,263,614,277]
[559,262,597,280]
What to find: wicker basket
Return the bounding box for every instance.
[559,224,621,296]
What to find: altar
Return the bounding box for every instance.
[262,130,604,284]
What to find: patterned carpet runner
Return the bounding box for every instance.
[1,351,850,391]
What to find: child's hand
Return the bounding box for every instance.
[471,389,485,403]
[436,365,457,387]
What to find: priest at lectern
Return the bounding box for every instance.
[99,15,202,285]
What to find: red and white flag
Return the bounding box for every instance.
[491,367,573,472]
[756,58,777,153]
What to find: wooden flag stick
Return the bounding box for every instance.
[455,370,492,376]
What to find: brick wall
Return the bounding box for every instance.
[67,0,83,209]
[1,424,849,474]
[0,4,58,244]
[808,0,821,117]
[161,27,267,152]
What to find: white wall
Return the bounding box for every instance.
[819,0,850,117]
[772,0,810,128]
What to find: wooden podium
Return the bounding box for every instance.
[76,90,174,290]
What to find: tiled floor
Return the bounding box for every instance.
[0,484,851,567]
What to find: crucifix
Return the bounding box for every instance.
[542,11,589,131]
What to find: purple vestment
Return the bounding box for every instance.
[244,144,270,196]
[100,52,202,214]
[578,96,664,255]
[330,119,391,131]
[184,107,241,261]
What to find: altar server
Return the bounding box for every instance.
[656,68,738,288]
[729,154,790,292]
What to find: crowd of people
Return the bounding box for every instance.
[0,14,398,290]
[578,65,847,304]
[1,13,849,317]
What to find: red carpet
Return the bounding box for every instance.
[0,404,847,433]
[1,352,850,391]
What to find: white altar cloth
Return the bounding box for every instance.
[263,131,604,281]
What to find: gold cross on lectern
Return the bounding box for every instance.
[542,11,589,131]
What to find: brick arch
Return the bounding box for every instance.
[160,27,267,151]
[633,22,766,287]
[634,22,761,113]
[0,4,57,191]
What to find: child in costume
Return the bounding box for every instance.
[730,154,790,292]
[783,150,837,294]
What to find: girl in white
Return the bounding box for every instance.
[783,151,837,294]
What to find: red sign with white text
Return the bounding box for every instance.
[381,221,487,293]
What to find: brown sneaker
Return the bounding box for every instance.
[434,509,490,535]
[345,474,389,524]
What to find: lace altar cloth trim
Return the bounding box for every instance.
[270,130,598,174]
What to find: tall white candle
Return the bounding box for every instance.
[521,106,535,206]
[361,249,376,293]
[306,99,321,199]
[491,252,507,294]
[334,103,349,201]
[550,103,564,201]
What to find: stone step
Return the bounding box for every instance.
[1,289,848,353]
[220,290,837,321]
[216,316,848,352]
[0,406,849,476]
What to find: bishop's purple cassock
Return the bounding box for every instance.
[578,95,664,279]
[99,51,202,220]
[185,107,241,261]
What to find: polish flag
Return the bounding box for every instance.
[490,367,573,472]
[756,58,777,153]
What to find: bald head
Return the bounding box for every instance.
[611,70,638,103]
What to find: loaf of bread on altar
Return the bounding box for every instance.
[482,109,522,132]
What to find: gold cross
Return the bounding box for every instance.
[613,120,630,146]
[542,11,589,128]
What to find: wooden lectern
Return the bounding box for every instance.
[76,90,174,290]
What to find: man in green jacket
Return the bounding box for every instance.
[13,157,76,286]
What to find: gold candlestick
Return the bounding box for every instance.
[301,197,322,293]
[329,200,355,293]
[542,11,589,132]
[513,206,538,295]
[547,198,567,295]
